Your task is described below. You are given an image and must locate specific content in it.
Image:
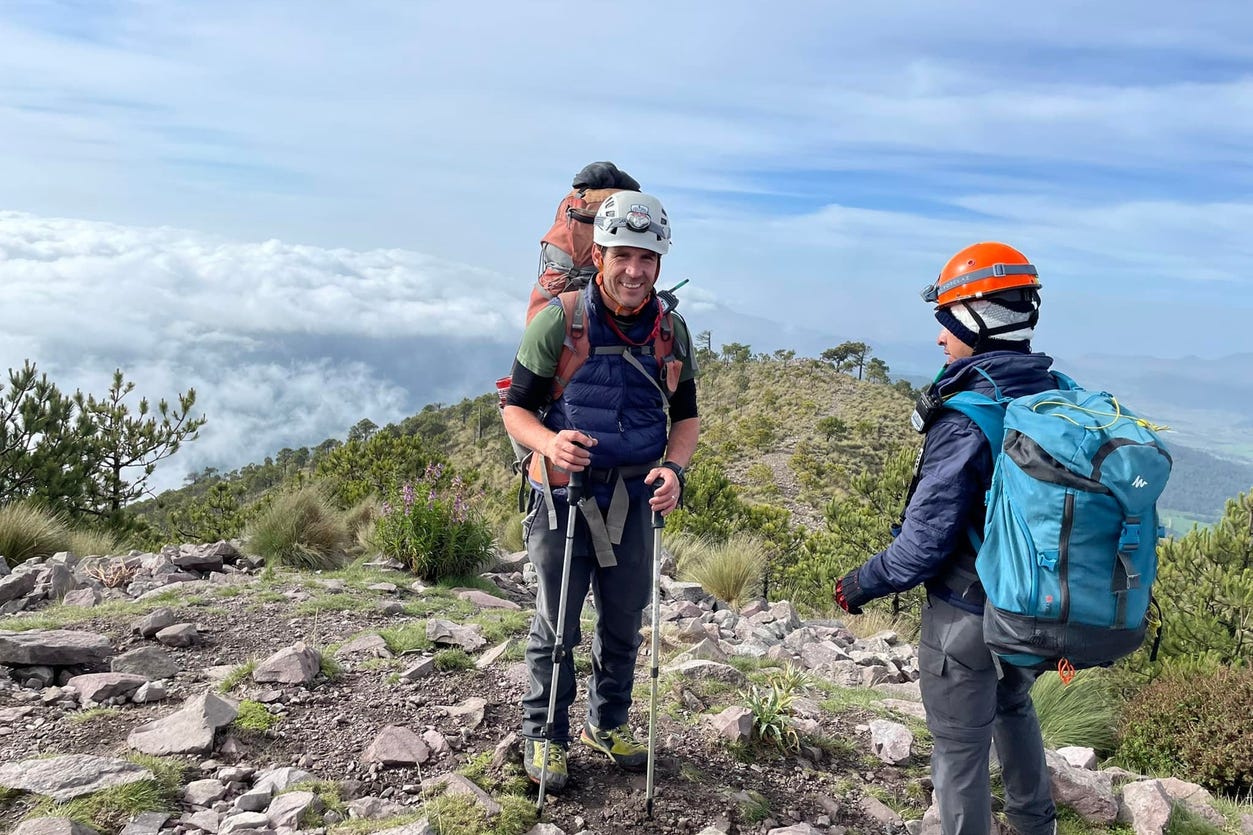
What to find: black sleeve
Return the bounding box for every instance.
[505,359,552,412]
[669,378,698,423]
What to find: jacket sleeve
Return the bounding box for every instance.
[854,413,993,600]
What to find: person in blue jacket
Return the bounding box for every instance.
[834,242,1058,835]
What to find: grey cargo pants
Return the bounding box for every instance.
[519,489,653,745]
[918,592,1056,835]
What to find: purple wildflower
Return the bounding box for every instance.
[402,482,415,510]
[380,500,392,516]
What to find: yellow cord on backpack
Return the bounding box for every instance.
[1032,397,1170,433]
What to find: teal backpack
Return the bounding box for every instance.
[946,370,1172,673]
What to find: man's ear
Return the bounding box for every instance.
[591,246,604,270]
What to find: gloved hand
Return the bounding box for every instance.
[834,568,870,615]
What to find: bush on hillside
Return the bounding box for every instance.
[1030,669,1119,757]
[1117,664,1253,796]
[671,532,768,608]
[66,526,124,559]
[0,501,70,567]
[244,485,348,571]
[373,464,493,582]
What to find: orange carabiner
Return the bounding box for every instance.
[1057,658,1077,685]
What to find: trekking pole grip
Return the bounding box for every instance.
[650,478,666,530]
[568,441,586,503]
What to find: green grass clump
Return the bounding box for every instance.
[0,501,70,568]
[24,754,184,832]
[244,485,349,570]
[328,812,428,834]
[0,592,183,632]
[670,532,767,608]
[474,610,530,644]
[417,791,535,835]
[320,654,343,681]
[217,660,257,694]
[1030,669,1118,756]
[379,622,433,655]
[740,667,804,754]
[294,592,370,616]
[434,649,474,672]
[232,700,280,733]
[66,527,124,558]
[737,789,771,823]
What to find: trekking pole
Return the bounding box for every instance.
[645,478,665,819]
[536,446,585,814]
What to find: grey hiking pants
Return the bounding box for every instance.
[520,489,653,745]
[918,592,1056,835]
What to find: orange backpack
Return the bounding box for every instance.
[525,162,641,324]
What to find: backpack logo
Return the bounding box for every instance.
[1132,476,1149,488]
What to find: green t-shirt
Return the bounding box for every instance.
[515,302,698,383]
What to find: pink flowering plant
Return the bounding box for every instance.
[373,463,494,581]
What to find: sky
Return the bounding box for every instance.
[2,1,1252,491]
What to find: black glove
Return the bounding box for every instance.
[573,161,641,192]
[834,568,870,615]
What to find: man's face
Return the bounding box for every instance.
[593,245,660,310]
[937,326,975,364]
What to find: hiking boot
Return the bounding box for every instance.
[580,722,648,771]
[522,738,568,792]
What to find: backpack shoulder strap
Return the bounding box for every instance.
[552,290,590,401]
[944,391,1008,453]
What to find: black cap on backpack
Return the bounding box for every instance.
[573,161,641,192]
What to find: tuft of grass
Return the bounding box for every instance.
[740,667,803,754]
[379,622,433,655]
[289,779,345,826]
[328,812,428,834]
[68,707,123,724]
[1164,806,1228,835]
[24,754,184,832]
[438,573,499,594]
[66,527,124,559]
[0,592,184,632]
[319,653,343,681]
[495,512,526,554]
[839,608,920,643]
[244,484,349,570]
[0,501,70,568]
[1030,669,1119,756]
[670,532,767,607]
[737,789,771,823]
[433,649,474,672]
[232,700,280,733]
[474,610,530,644]
[217,660,257,694]
[457,750,532,798]
[294,593,370,616]
[415,791,536,835]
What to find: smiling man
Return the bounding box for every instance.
[502,190,700,793]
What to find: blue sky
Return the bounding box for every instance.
[2,1,1252,487]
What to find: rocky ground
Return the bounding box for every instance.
[1,544,1247,835]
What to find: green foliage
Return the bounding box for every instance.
[673,532,767,607]
[378,622,433,655]
[0,500,70,567]
[166,480,251,544]
[217,661,257,693]
[1149,489,1253,668]
[373,465,494,582]
[1117,664,1253,796]
[1030,670,1119,756]
[25,753,184,832]
[245,484,349,570]
[775,444,917,612]
[739,667,805,753]
[65,526,124,558]
[315,430,443,508]
[434,649,474,671]
[232,700,280,732]
[68,707,122,723]
[737,789,771,823]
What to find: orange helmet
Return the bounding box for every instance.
[922,242,1041,307]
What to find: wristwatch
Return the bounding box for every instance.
[661,461,686,506]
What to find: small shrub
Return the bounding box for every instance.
[434,649,474,672]
[66,527,123,558]
[740,667,804,753]
[232,700,279,733]
[244,485,349,570]
[675,532,767,608]
[0,501,70,568]
[217,661,256,694]
[344,496,380,551]
[1117,664,1253,796]
[373,464,494,582]
[1030,669,1118,756]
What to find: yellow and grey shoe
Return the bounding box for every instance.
[522,738,568,792]
[580,722,648,771]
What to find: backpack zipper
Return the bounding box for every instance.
[1058,491,1074,622]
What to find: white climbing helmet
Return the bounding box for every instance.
[593,191,671,256]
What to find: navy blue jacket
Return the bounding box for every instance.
[854,350,1056,606]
